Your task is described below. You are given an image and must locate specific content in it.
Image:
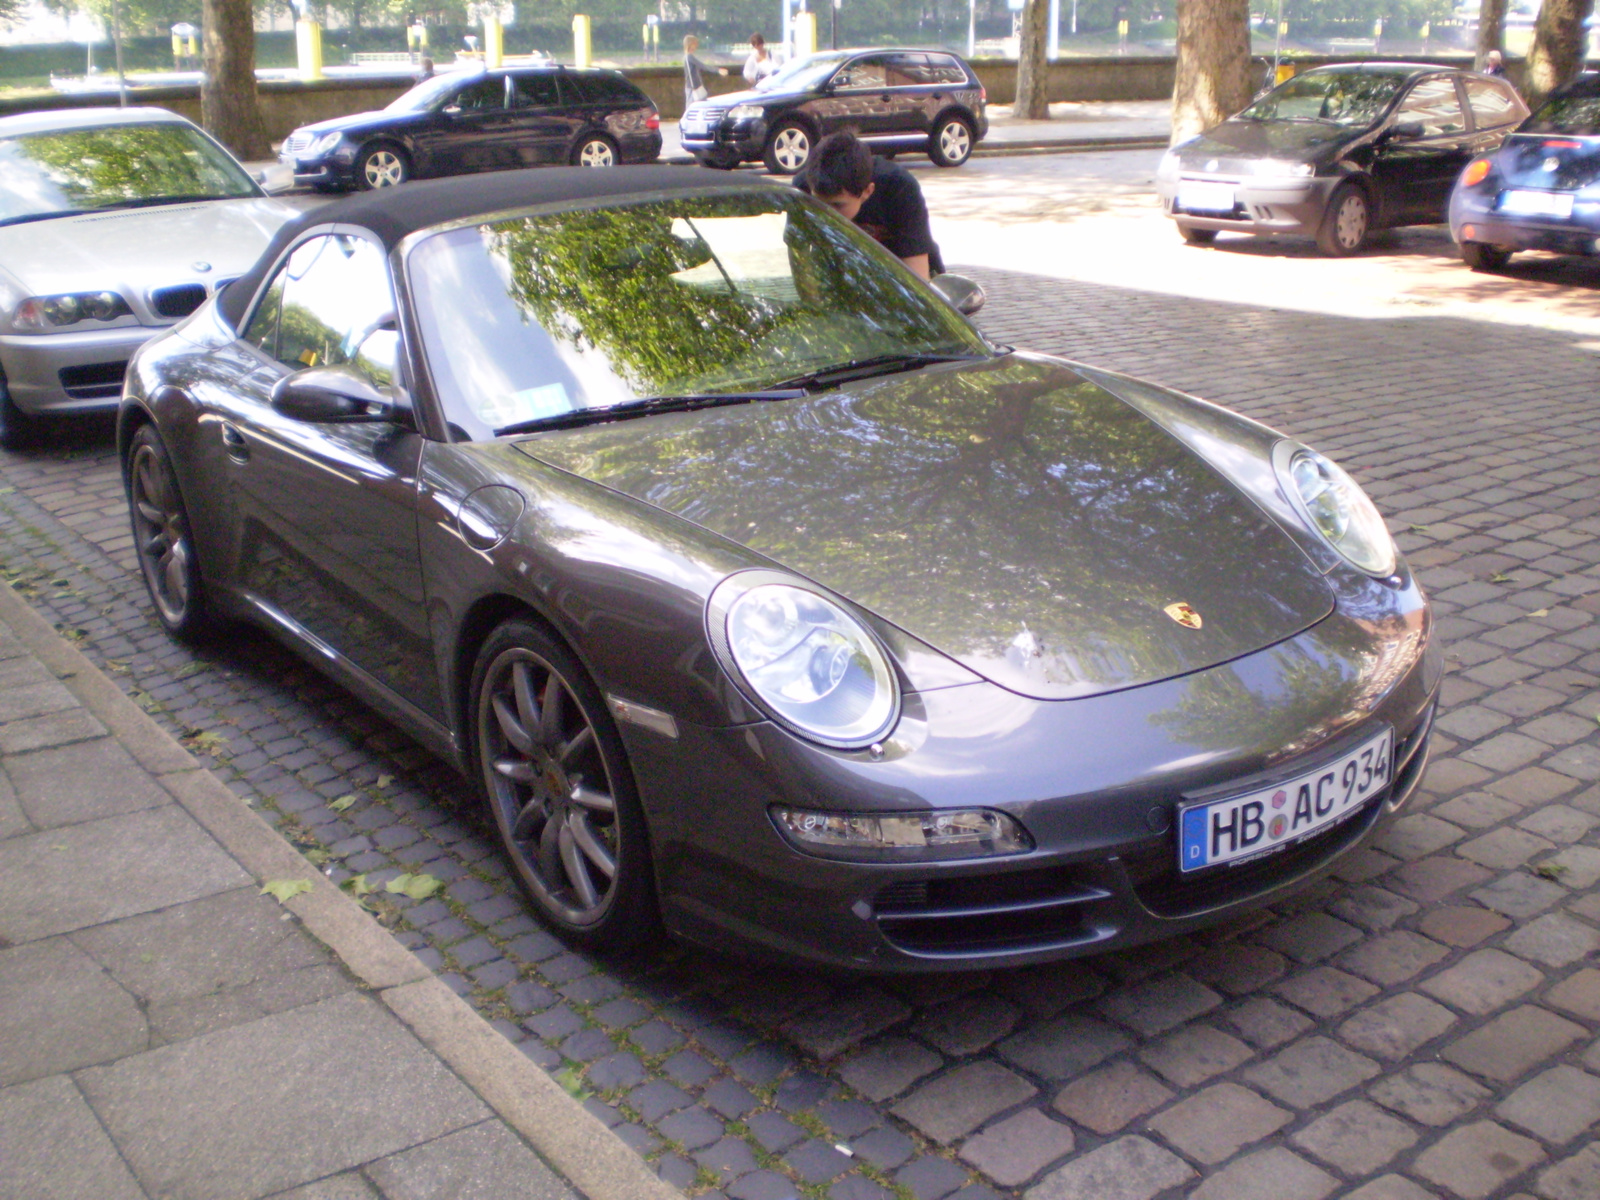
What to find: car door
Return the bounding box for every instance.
[821,54,898,137]
[412,75,514,175]
[883,53,939,139]
[215,232,442,721]
[509,70,577,165]
[1371,75,1474,223]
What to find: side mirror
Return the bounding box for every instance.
[443,103,462,115]
[271,366,394,423]
[1387,120,1425,141]
[930,273,986,316]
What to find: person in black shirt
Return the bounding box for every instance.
[796,131,944,280]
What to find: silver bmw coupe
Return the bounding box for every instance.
[0,107,298,447]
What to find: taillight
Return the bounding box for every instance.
[646,112,660,130]
[979,84,987,104]
[1543,139,1582,149]
[1462,157,1492,187]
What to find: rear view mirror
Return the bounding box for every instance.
[930,272,986,316]
[271,366,393,423]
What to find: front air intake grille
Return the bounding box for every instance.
[150,283,208,319]
[58,362,128,399]
[874,865,1110,958]
[283,132,314,155]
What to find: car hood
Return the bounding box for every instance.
[0,196,297,299]
[1179,119,1365,166]
[515,354,1335,700]
[298,110,423,136]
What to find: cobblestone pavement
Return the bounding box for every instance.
[2,243,1599,1200]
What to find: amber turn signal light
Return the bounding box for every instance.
[1462,158,1492,187]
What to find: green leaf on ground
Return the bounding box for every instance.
[328,794,358,813]
[260,879,314,903]
[386,872,442,900]
[1533,862,1569,881]
[340,873,374,896]
[183,730,228,755]
[303,848,331,867]
[1528,608,1549,618]
[555,1065,591,1100]
[1489,571,1512,583]
[376,774,394,789]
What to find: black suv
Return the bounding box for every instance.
[680,48,987,175]
[281,66,662,191]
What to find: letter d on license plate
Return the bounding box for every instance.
[1178,728,1393,873]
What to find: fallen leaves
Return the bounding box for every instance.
[260,879,314,903]
[386,872,442,900]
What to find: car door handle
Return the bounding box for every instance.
[221,422,249,462]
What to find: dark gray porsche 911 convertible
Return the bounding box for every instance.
[120,167,1438,972]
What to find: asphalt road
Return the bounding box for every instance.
[2,149,1599,1200]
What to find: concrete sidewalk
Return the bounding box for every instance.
[0,579,682,1200]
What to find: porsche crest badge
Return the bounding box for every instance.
[1164,602,1203,629]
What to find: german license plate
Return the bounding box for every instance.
[680,118,708,135]
[1501,189,1573,218]
[1178,728,1393,873]
[1178,181,1235,213]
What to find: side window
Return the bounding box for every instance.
[275,235,396,380]
[513,72,561,106]
[1395,77,1466,137]
[242,275,283,357]
[925,54,969,85]
[451,77,505,112]
[886,53,930,87]
[1464,78,1519,130]
[559,74,595,105]
[834,56,887,91]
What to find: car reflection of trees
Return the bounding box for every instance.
[16,125,246,206]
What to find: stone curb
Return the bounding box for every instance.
[0,574,685,1200]
[653,133,1169,167]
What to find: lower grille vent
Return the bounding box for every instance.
[58,362,128,399]
[875,865,1110,958]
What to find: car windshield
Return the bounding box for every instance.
[408,189,989,440]
[385,72,464,112]
[1523,79,1600,134]
[0,121,258,226]
[755,50,849,93]
[1237,70,1408,127]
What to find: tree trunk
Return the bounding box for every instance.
[202,0,271,161]
[1474,0,1508,68]
[1171,0,1252,144]
[1014,0,1051,119]
[1525,0,1595,107]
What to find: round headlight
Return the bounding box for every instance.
[711,577,898,748]
[1283,447,1396,576]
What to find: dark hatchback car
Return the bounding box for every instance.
[280,66,661,190]
[120,168,1436,972]
[1158,63,1526,255]
[1451,72,1600,270]
[679,48,987,174]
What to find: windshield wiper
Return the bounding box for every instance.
[496,388,807,436]
[773,351,989,391]
[0,210,80,228]
[93,193,239,211]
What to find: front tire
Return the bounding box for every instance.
[764,121,813,175]
[928,115,974,167]
[126,423,214,640]
[1461,242,1513,271]
[0,366,35,451]
[1178,223,1218,246]
[572,134,618,167]
[356,143,409,190]
[472,618,657,952]
[1316,182,1371,256]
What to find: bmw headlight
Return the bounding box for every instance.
[707,572,898,748]
[13,291,131,330]
[1276,443,1396,576]
[727,104,765,120]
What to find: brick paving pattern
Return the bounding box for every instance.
[0,263,1597,1200]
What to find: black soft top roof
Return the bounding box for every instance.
[219,166,779,328]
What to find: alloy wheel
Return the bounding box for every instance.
[480,648,621,926]
[363,149,406,188]
[772,127,810,172]
[577,139,617,167]
[938,121,971,164]
[129,441,194,628]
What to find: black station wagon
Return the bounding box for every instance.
[679,48,987,175]
[280,66,662,191]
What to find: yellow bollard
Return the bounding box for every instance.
[1275,61,1295,84]
[794,11,817,56]
[295,19,324,82]
[572,14,592,68]
[484,16,504,67]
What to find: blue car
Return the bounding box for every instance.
[1451,72,1600,269]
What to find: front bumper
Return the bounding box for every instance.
[634,565,1440,972]
[1160,175,1339,237]
[680,116,766,163]
[282,148,357,189]
[0,325,164,415]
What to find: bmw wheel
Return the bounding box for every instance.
[1316,182,1371,256]
[573,135,619,167]
[928,115,974,167]
[472,618,657,950]
[0,366,35,451]
[127,423,214,640]
[356,143,409,190]
[1461,242,1513,272]
[763,121,813,175]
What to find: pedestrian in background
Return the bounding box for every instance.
[1482,49,1507,78]
[743,33,778,85]
[683,35,728,108]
